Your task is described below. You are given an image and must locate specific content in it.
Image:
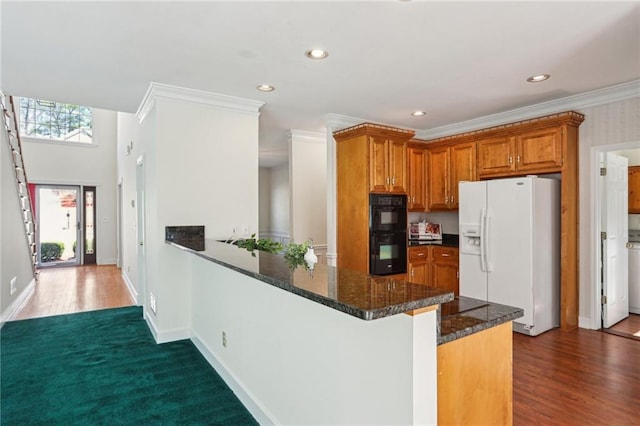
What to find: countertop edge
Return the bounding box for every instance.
[166,240,454,321]
[438,306,524,345]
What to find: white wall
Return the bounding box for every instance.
[289,130,327,248]
[1,124,35,319]
[116,112,140,301]
[269,163,289,239]
[21,108,118,265]
[258,167,271,237]
[189,254,437,425]
[128,83,262,340]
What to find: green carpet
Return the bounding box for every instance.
[1,306,258,425]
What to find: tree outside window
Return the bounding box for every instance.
[19,98,92,143]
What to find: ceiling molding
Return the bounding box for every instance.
[288,129,326,145]
[416,80,640,140]
[136,81,265,123]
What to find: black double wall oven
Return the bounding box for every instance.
[369,194,407,275]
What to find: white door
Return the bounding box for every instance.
[602,152,629,328]
[136,157,147,310]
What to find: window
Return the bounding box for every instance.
[19,97,93,143]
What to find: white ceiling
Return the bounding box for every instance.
[2,1,639,167]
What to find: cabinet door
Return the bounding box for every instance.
[630,166,640,214]
[477,136,515,178]
[427,146,450,210]
[450,142,476,209]
[369,136,389,192]
[388,140,407,193]
[408,261,429,285]
[516,127,563,172]
[432,247,459,295]
[408,147,427,211]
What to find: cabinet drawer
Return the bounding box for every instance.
[408,246,430,262]
[432,246,458,262]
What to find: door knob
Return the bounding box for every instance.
[139,241,144,246]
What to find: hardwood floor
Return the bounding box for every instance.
[604,313,640,339]
[9,267,639,423]
[12,265,134,321]
[513,327,640,425]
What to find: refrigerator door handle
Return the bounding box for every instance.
[480,208,487,272]
[485,212,493,272]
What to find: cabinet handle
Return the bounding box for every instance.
[386,177,390,184]
[517,155,521,163]
[392,177,396,185]
[441,253,450,257]
[451,195,454,204]
[509,155,513,164]
[417,253,425,257]
[412,196,415,203]
[411,269,414,277]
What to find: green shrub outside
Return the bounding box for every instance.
[41,242,64,262]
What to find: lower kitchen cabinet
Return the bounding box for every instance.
[407,245,459,295]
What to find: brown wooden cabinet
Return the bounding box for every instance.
[369,136,407,193]
[407,245,459,296]
[478,127,564,178]
[431,246,459,295]
[334,123,415,273]
[407,143,427,211]
[408,246,430,285]
[426,141,476,210]
[629,166,640,213]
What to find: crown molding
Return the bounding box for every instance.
[288,129,325,145]
[416,80,640,140]
[136,82,265,123]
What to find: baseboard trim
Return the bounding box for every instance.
[97,258,117,265]
[121,270,140,305]
[191,332,277,426]
[0,278,36,326]
[144,311,190,344]
[578,316,593,330]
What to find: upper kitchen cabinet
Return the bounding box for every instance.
[407,142,427,211]
[477,122,565,178]
[334,123,415,194]
[630,165,640,213]
[426,140,477,211]
[370,136,408,193]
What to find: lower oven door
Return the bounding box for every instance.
[370,232,407,275]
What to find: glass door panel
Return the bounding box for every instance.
[36,185,80,267]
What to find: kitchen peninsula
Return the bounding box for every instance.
[165,230,522,425]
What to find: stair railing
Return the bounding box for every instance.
[1,91,38,279]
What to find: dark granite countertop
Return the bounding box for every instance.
[409,233,459,248]
[166,238,454,321]
[438,296,523,345]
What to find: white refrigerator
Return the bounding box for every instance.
[458,176,560,336]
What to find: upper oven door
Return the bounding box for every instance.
[371,205,407,233]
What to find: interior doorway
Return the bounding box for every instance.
[34,184,97,267]
[592,141,640,339]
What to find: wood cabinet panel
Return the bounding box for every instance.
[477,135,515,177]
[450,142,477,209]
[516,127,563,172]
[389,140,407,193]
[407,146,427,211]
[438,321,513,425]
[629,166,640,213]
[369,136,389,192]
[408,246,430,285]
[426,146,450,210]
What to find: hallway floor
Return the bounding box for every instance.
[12,265,135,321]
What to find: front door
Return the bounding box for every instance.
[602,152,629,328]
[36,185,81,267]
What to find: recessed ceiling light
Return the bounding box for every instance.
[257,84,275,92]
[527,74,550,83]
[411,111,427,117]
[305,49,329,60]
